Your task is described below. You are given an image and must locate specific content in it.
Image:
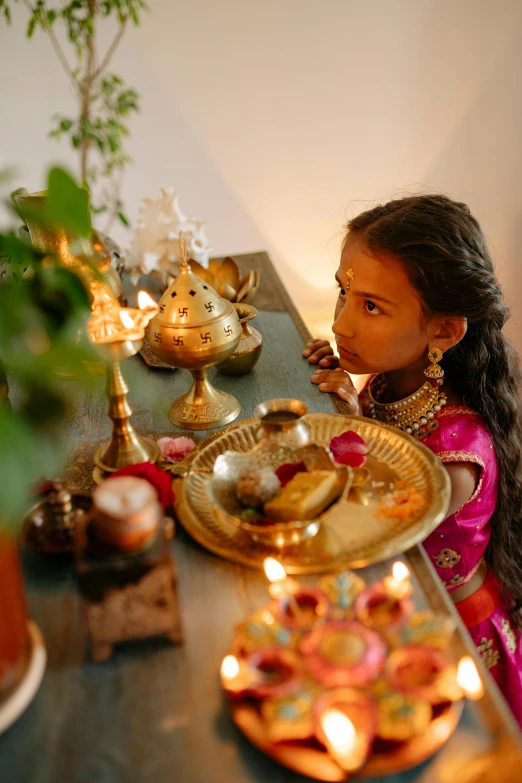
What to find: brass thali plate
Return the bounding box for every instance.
[173,413,450,574]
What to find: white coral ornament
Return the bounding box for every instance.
[125,186,212,287]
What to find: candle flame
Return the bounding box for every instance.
[320,709,356,756]
[264,557,287,583]
[120,310,136,329]
[221,655,240,680]
[137,290,157,310]
[457,656,484,700]
[392,561,409,582]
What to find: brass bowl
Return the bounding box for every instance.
[205,440,352,548]
[218,303,263,376]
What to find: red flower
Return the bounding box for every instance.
[329,431,369,468]
[108,462,175,510]
[275,461,307,487]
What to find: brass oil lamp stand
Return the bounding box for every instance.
[88,287,160,472]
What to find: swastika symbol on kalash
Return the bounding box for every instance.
[205,302,215,313]
[224,325,233,336]
[178,307,188,317]
[173,336,184,346]
[200,332,212,344]
[154,332,162,343]
[159,304,165,314]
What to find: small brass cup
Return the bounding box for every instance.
[253,398,311,448]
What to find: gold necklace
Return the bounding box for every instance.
[367,374,447,439]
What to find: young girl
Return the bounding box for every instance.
[303,194,522,726]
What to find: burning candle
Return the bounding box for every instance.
[386,645,454,705]
[457,656,484,700]
[383,561,412,599]
[220,654,252,696]
[319,709,369,772]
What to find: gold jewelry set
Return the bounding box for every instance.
[367,348,447,439]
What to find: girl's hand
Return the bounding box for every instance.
[302,339,339,368]
[310,368,361,414]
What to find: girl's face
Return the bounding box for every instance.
[333,235,430,375]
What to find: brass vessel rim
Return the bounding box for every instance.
[253,398,308,421]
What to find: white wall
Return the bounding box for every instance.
[1,0,521,351]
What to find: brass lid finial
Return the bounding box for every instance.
[179,231,188,269]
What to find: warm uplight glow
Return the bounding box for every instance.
[264,557,287,583]
[262,610,275,625]
[120,310,136,329]
[457,656,484,700]
[221,655,240,680]
[392,561,409,582]
[137,290,157,309]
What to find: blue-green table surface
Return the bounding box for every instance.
[1,254,520,783]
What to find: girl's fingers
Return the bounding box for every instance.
[307,345,335,364]
[319,355,339,367]
[302,339,330,357]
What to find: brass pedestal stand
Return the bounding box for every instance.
[168,367,241,430]
[93,340,160,472]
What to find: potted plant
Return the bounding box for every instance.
[0,167,96,728]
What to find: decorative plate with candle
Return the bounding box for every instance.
[173,412,450,574]
[220,564,474,781]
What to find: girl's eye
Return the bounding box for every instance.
[364,300,382,316]
[336,282,346,297]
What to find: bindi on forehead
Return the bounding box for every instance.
[340,240,418,305]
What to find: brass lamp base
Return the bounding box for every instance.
[168,369,241,430]
[94,434,160,473]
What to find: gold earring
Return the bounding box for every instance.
[424,346,444,383]
[346,269,354,291]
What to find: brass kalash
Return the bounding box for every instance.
[148,235,242,430]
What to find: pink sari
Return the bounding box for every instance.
[360,389,522,725]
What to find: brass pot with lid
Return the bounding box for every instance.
[148,236,242,430]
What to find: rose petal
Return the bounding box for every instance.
[330,431,369,458]
[331,451,367,468]
[109,462,174,510]
[157,436,195,463]
[275,461,307,488]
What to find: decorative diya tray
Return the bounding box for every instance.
[173,413,450,573]
[219,563,481,781]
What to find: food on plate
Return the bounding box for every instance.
[236,467,281,507]
[264,470,341,522]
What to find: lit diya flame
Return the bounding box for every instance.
[220,654,251,694]
[88,289,159,345]
[137,290,158,310]
[384,561,412,599]
[457,656,484,700]
[320,709,368,772]
[264,557,297,598]
[263,557,307,624]
[120,310,136,330]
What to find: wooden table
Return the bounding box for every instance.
[1,253,521,783]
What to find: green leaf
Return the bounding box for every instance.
[27,15,37,38]
[117,211,130,227]
[45,167,92,238]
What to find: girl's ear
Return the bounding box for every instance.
[428,315,468,352]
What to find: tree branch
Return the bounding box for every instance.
[23,0,78,91]
[92,19,127,81]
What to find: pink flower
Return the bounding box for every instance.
[158,436,196,463]
[275,461,307,487]
[329,430,369,468]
